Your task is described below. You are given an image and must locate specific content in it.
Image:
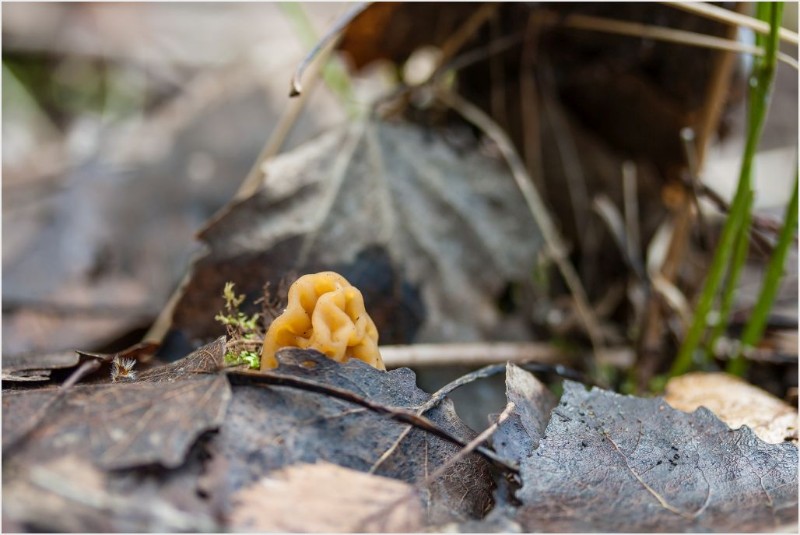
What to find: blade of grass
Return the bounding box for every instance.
[728,167,798,375]
[671,2,784,377]
[706,189,754,357]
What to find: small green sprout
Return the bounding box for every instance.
[216,282,263,369]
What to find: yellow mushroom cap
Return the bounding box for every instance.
[261,272,384,370]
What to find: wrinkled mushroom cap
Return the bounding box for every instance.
[261,272,384,370]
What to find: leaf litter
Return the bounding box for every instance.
[4,337,798,532]
[229,461,423,532]
[512,374,798,532]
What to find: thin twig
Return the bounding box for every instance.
[662,1,799,46]
[360,402,518,530]
[289,2,369,97]
[380,342,575,368]
[437,89,606,355]
[420,401,516,488]
[543,11,798,71]
[622,161,642,273]
[519,12,547,196]
[435,3,500,74]
[369,359,590,474]
[680,128,711,251]
[540,62,592,268]
[226,369,518,473]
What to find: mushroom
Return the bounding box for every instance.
[261,272,384,370]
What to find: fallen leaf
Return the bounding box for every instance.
[1,370,53,382]
[218,348,495,524]
[2,350,80,373]
[515,380,798,532]
[166,118,543,356]
[2,339,231,469]
[3,453,219,532]
[2,350,82,383]
[492,363,556,465]
[3,455,113,533]
[664,372,798,444]
[230,461,423,532]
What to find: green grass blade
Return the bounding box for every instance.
[728,167,798,375]
[706,190,754,357]
[671,2,784,377]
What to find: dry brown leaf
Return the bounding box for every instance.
[230,461,423,533]
[665,372,798,444]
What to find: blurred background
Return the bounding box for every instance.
[4,3,349,354]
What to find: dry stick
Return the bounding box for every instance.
[545,11,798,70]
[370,358,591,475]
[435,3,500,72]
[698,182,793,245]
[437,89,606,356]
[680,128,712,251]
[380,342,575,368]
[440,32,524,77]
[359,402,518,531]
[289,2,369,97]
[369,365,511,474]
[420,401,517,488]
[489,12,508,130]
[234,57,326,201]
[622,162,642,275]
[540,64,593,271]
[225,370,519,473]
[662,1,799,46]
[519,12,547,197]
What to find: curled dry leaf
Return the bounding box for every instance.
[230,461,423,533]
[664,372,798,444]
[514,380,798,532]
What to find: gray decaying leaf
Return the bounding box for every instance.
[491,363,556,466]
[515,380,799,532]
[230,461,424,532]
[166,118,543,356]
[2,339,231,470]
[217,348,495,524]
